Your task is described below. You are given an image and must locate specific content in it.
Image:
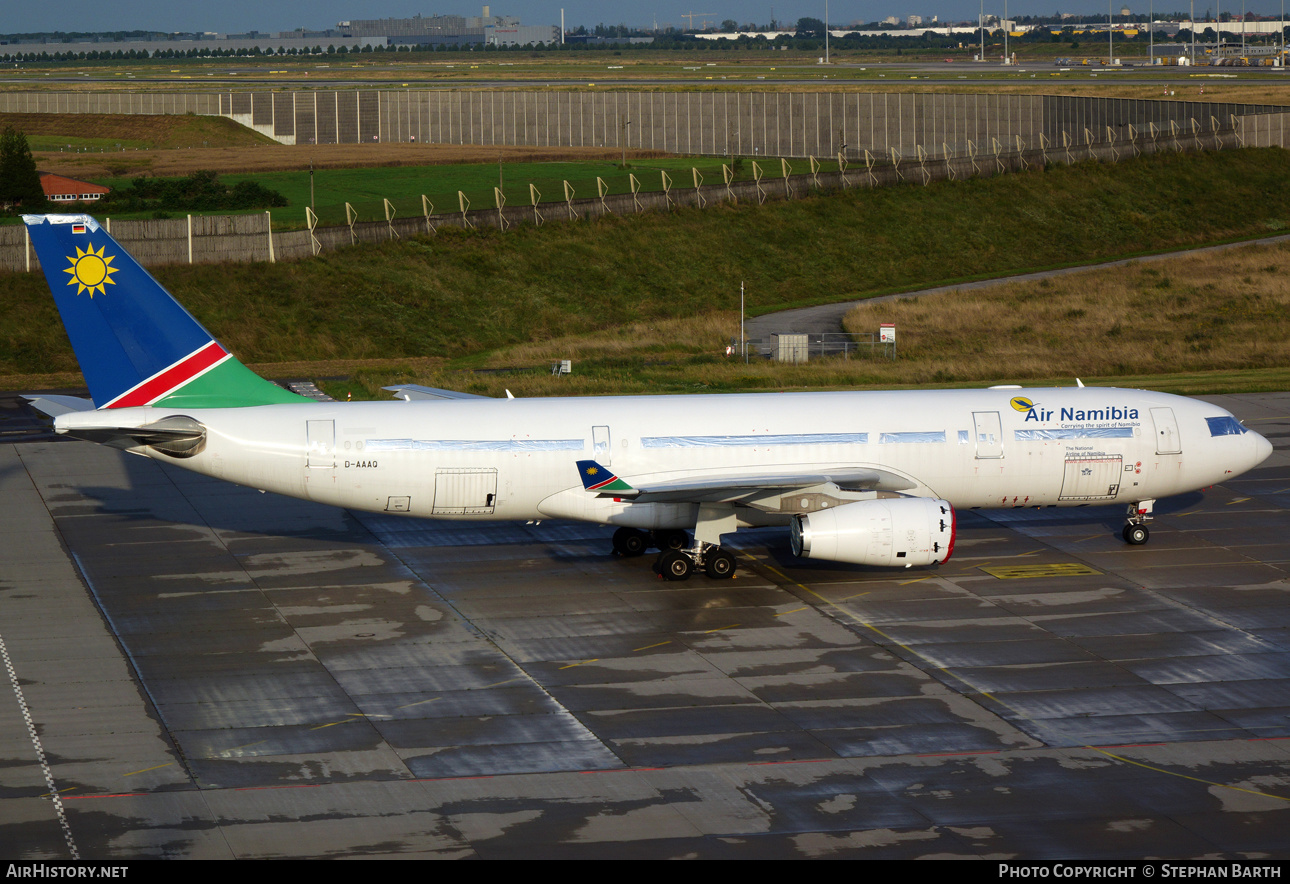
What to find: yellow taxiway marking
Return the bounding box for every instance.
[1227,497,1251,505]
[483,677,524,689]
[396,697,441,710]
[633,640,672,651]
[703,623,740,633]
[309,713,388,731]
[775,606,809,616]
[1091,747,1288,803]
[124,763,174,776]
[981,563,1102,579]
[559,658,600,669]
[310,719,353,730]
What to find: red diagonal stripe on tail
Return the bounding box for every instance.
[106,341,228,408]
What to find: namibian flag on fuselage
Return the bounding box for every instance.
[23,214,306,409]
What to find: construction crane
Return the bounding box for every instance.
[681,11,714,30]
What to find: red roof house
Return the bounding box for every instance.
[39,173,110,204]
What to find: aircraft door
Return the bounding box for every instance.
[972,412,1003,459]
[306,420,336,468]
[1150,407,1182,455]
[1059,455,1122,501]
[593,425,611,467]
[432,468,498,515]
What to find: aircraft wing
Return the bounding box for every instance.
[383,384,492,401]
[575,460,917,504]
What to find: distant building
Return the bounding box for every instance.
[39,173,109,203]
[337,7,558,47]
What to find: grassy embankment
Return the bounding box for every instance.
[108,157,819,228]
[4,146,1290,396]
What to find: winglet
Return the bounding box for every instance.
[576,460,636,494]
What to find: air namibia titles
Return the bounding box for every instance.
[1024,406,1141,422]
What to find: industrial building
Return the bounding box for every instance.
[0,7,557,57]
[337,8,558,47]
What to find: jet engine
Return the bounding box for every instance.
[790,497,955,568]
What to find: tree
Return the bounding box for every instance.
[796,17,826,39]
[0,128,44,209]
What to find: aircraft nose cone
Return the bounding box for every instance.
[1253,429,1274,466]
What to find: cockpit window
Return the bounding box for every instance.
[1206,416,1248,437]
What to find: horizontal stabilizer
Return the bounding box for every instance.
[56,413,206,458]
[21,394,95,418]
[383,384,492,401]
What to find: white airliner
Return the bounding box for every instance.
[21,214,1273,580]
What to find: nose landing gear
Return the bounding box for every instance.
[1122,500,1154,545]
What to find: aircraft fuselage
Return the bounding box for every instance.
[58,386,1270,530]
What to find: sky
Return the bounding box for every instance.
[5,0,1287,35]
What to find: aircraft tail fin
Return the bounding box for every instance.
[576,460,636,494]
[23,214,308,409]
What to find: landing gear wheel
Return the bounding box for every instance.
[654,529,690,551]
[704,549,737,579]
[655,549,693,581]
[1123,524,1150,545]
[612,528,648,557]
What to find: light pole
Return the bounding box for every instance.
[1004,0,1009,63]
[1191,0,1196,63]
[824,0,829,63]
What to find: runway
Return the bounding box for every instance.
[1,390,1288,859]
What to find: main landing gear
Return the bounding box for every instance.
[611,527,738,580]
[1122,499,1154,546]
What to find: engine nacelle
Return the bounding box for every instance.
[790,497,956,568]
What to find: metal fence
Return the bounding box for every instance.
[3,89,1285,158]
[0,109,1281,273]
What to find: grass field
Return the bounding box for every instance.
[52,155,825,227]
[218,156,820,228]
[4,147,1290,399]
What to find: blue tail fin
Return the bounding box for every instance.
[24,214,306,409]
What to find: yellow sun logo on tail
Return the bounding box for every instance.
[64,244,117,297]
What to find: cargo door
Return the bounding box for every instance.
[1151,407,1182,455]
[1059,455,1123,501]
[972,412,1003,459]
[432,468,498,515]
